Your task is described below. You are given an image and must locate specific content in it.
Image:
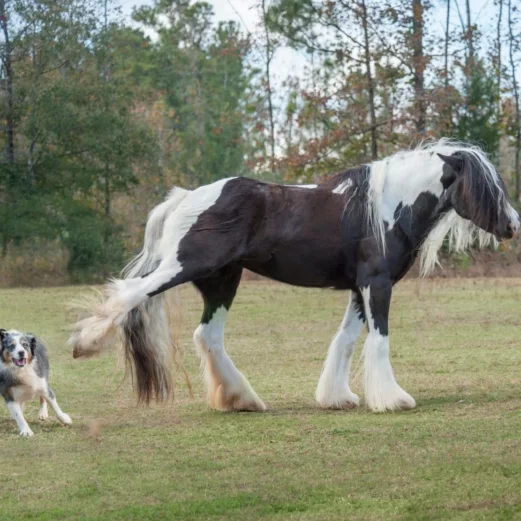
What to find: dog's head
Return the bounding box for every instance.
[0,329,36,368]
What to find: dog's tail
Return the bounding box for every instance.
[69,186,189,403]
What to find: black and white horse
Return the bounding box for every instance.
[69,139,520,412]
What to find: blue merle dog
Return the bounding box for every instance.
[0,330,72,436]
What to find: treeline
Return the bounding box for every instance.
[0,0,520,283]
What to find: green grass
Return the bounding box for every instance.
[2,279,521,520]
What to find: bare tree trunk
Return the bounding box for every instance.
[453,0,468,67]
[0,0,15,166]
[286,113,293,157]
[27,22,39,187]
[444,0,450,88]
[497,0,503,107]
[102,0,111,276]
[465,0,474,68]
[311,49,317,140]
[261,0,276,174]
[497,0,503,167]
[461,0,474,117]
[194,71,206,182]
[508,0,520,200]
[441,0,452,133]
[360,0,378,159]
[28,133,38,186]
[412,0,425,135]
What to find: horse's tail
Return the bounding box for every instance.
[69,186,189,403]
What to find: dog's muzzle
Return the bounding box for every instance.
[13,357,27,367]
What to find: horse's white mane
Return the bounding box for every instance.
[366,138,502,277]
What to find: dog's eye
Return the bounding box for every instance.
[21,342,28,348]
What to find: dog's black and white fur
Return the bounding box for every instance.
[0,329,72,436]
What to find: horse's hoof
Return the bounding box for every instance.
[317,391,360,410]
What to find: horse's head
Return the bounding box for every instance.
[437,151,520,241]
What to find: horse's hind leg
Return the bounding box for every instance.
[193,265,266,412]
[315,291,365,409]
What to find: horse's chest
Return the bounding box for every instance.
[9,366,46,402]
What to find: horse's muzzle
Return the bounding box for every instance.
[507,222,519,238]
[502,211,521,239]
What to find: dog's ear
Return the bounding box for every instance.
[0,329,6,345]
[28,335,37,356]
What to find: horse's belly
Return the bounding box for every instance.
[241,250,353,289]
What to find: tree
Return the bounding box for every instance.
[260,0,277,173]
[266,0,382,162]
[507,0,520,199]
[412,0,426,135]
[134,0,252,186]
[453,61,500,159]
[0,0,158,277]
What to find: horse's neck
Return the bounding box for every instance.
[393,190,451,253]
[376,158,444,245]
[379,155,444,208]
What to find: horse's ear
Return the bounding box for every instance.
[437,153,464,172]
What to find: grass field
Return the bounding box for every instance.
[1,279,521,520]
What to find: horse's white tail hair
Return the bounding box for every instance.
[69,186,189,403]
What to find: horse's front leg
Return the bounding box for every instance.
[359,272,416,412]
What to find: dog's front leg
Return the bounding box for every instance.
[6,401,34,436]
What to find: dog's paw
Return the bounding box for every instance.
[38,411,49,421]
[58,413,72,425]
[20,426,34,437]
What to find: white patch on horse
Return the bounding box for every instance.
[367,150,448,248]
[107,178,235,322]
[193,306,266,411]
[123,186,189,278]
[332,178,353,195]
[360,287,416,412]
[292,184,317,189]
[316,293,364,409]
[281,183,317,190]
